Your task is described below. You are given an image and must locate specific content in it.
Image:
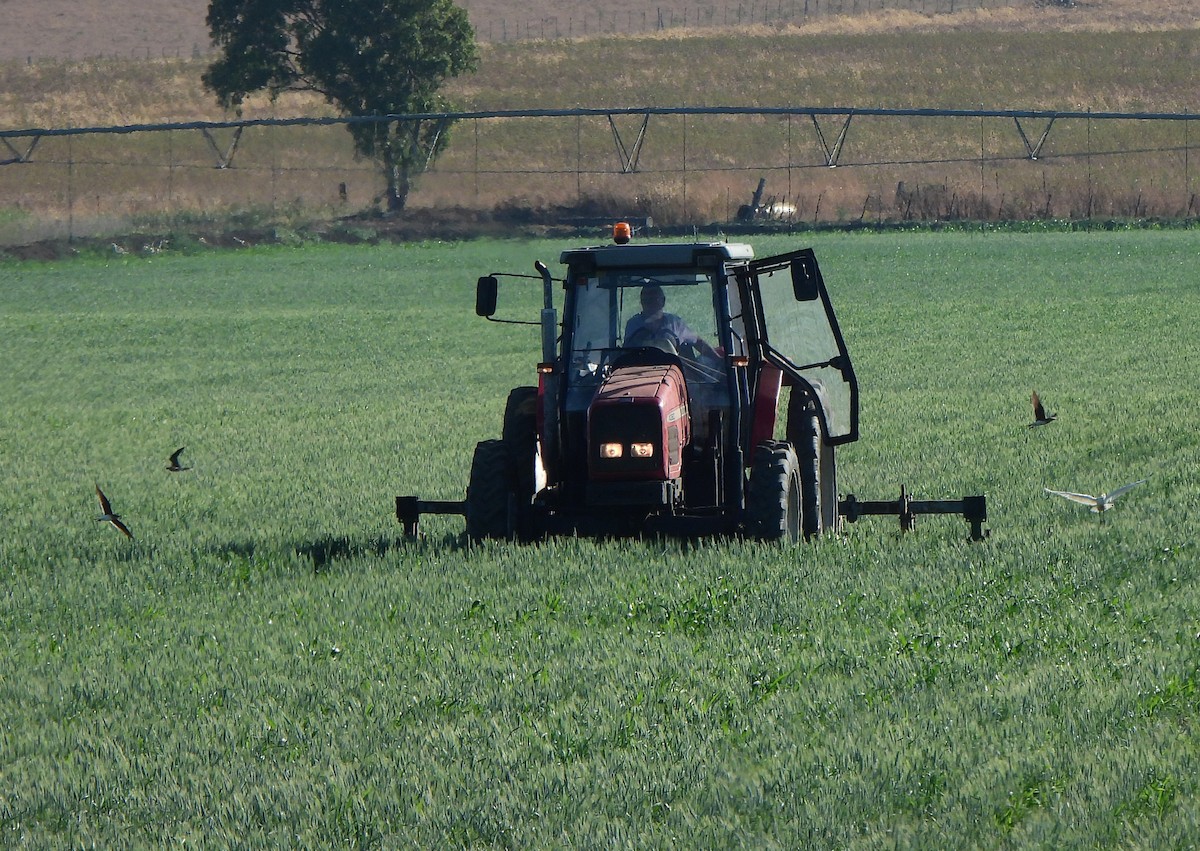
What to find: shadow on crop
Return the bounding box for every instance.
[297,532,469,571]
[203,532,471,576]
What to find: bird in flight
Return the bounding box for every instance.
[1044,480,1147,513]
[95,484,134,538]
[1028,391,1057,427]
[166,447,191,472]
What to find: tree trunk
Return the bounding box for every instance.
[384,156,409,212]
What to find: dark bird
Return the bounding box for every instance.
[1044,480,1147,513]
[95,484,134,539]
[166,447,191,472]
[1028,391,1057,428]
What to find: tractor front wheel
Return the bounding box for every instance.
[465,439,514,542]
[745,440,802,542]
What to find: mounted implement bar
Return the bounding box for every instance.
[396,496,465,538]
[840,486,988,541]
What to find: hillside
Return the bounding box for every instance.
[0,0,1196,249]
[1,0,1197,63]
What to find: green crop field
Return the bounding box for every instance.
[2,229,1199,847]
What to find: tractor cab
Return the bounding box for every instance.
[403,224,860,542]
[475,228,858,540]
[561,246,742,445]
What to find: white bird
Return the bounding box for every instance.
[1044,480,1147,513]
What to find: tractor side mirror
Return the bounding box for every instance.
[475,276,498,317]
[790,256,820,302]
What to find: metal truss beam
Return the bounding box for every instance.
[3,105,1193,141]
[1013,115,1057,160]
[810,113,854,167]
[420,116,451,170]
[200,126,244,169]
[607,113,650,173]
[0,105,1192,172]
[1,134,41,165]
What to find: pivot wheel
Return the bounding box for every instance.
[745,440,802,542]
[465,439,514,542]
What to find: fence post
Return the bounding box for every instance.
[682,114,688,222]
[67,134,75,242]
[1087,108,1093,220]
[168,129,175,224]
[978,106,985,220]
[271,123,279,217]
[1184,112,1190,216]
[787,113,793,200]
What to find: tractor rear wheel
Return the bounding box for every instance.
[745,440,802,542]
[788,392,838,537]
[465,439,514,542]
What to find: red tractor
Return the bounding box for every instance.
[398,225,986,542]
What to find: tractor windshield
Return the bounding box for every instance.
[570,271,722,372]
[565,268,730,412]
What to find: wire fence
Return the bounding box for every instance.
[1,104,1195,247]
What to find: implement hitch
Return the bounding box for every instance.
[396,496,465,538]
[397,486,988,542]
[840,486,988,541]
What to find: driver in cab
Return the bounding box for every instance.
[624,285,721,358]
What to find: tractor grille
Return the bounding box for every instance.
[589,404,663,478]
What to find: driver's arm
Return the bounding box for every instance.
[670,315,720,357]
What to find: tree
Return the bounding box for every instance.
[203,0,478,212]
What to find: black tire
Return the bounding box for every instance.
[465,439,513,542]
[745,440,802,542]
[817,437,838,533]
[502,387,538,480]
[502,386,539,538]
[789,410,823,540]
[787,391,838,537]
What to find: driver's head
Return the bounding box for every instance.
[640,285,666,314]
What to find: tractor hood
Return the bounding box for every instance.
[588,363,690,482]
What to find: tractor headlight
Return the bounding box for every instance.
[630,442,654,458]
[600,442,624,459]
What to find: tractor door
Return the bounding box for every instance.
[740,248,859,445]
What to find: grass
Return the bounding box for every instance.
[1,230,1199,846]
